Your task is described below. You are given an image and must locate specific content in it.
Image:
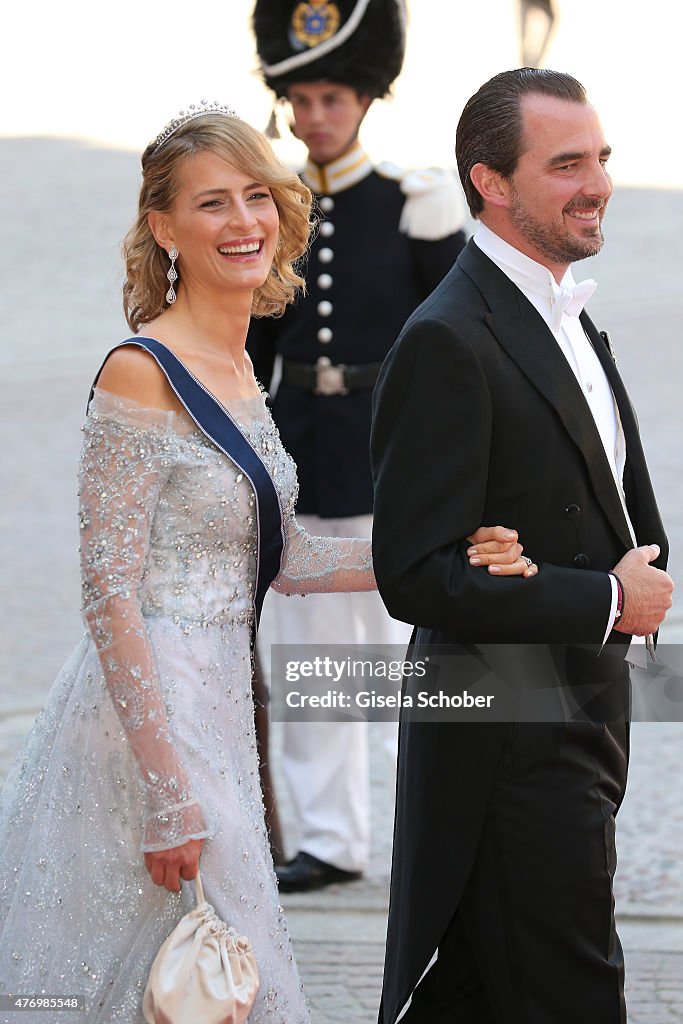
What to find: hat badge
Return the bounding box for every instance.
[291,1,341,48]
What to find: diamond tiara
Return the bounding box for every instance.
[152,100,238,152]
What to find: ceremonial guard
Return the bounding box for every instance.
[249,0,467,891]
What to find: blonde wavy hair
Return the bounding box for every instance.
[122,113,312,332]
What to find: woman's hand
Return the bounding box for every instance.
[144,837,205,893]
[466,525,538,578]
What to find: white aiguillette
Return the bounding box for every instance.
[143,870,259,1024]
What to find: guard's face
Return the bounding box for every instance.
[150,150,280,301]
[288,82,371,165]
[505,95,613,276]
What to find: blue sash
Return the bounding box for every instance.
[88,337,285,636]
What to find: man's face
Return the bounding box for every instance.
[504,94,613,276]
[287,82,371,165]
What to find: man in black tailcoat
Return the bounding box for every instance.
[371,68,673,1023]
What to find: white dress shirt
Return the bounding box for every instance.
[473,223,640,648]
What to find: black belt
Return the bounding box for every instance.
[282,357,383,395]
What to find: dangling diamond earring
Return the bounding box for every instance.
[166,245,178,304]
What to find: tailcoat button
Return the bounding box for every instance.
[317,274,333,289]
[573,553,590,569]
[317,300,333,317]
[565,504,581,519]
[318,327,333,344]
[319,196,334,212]
[318,247,334,263]
[319,221,335,237]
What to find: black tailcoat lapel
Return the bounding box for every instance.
[460,243,634,551]
[581,313,668,562]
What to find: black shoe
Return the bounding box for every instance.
[275,851,362,893]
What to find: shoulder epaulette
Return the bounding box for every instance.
[377,162,467,241]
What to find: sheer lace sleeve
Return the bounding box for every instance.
[79,390,210,852]
[271,509,376,596]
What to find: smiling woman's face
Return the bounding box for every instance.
[150,149,280,300]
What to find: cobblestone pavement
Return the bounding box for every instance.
[292,938,683,1023]
[1,137,683,1021]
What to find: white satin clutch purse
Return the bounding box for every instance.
[143,871,259,1024]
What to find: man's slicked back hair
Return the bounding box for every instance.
[456,68,587,217]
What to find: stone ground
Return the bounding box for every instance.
[1,137,682,1020]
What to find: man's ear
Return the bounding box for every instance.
[147,211,174,252]
[469,163,512,210]
[287,116,299,140]
[358,93,372,117]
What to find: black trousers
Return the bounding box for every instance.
[398,716,629,1024]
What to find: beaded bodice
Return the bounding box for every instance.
[81,389,292,631]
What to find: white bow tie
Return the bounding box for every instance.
[551,278,597,332]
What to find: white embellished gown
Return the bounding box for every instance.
[0,386,373,1022]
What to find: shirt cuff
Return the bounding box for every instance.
[602,573,619,648]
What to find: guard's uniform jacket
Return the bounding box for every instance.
[247,142,467,518]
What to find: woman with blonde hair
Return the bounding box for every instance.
[0,104,535,1022]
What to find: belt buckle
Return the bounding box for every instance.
[315,356,348,396]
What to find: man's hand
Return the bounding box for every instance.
[467,525,538,578]
[144,837,205,893]
[612,544,674,636]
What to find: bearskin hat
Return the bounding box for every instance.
[253,0,406,99]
